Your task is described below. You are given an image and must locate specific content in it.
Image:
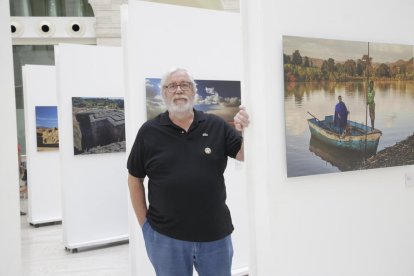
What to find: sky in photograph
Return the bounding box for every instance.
[283,35,414,63]
[145,78,241,121]
[35,106,58,128]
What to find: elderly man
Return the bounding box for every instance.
[127,68,249,276]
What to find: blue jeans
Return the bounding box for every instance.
[142,220,233,276]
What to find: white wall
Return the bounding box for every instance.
[241,0,414,275]
[56,44,128,249]
[22,65,62,224]
[122,2,249,275]
[0,0,21,275]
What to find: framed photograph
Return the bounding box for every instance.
[35,106,59,151]
[72,97,125,155]
[283,35,414,177]
[146,78,241,126]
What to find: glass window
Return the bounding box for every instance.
[10,0,95,155]
[13,45,55,155]
[10,0,94,17]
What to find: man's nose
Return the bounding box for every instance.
[175,86,184,94]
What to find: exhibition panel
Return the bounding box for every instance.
[56,44,128,251]
[0,0,21,274]
[241,0,414,275]
[22,65,62,225]
[122,2,249,275]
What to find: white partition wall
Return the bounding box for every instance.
[0,1,21,275]
[241,0,414,275]
[122,2,249,275]
[22,65,62,225]
[56,44,128,250]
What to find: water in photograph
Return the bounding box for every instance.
[285,81,414,177]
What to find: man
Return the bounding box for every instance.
[367,80,375,130]
[334,95,349,134]
[127,68,249,276]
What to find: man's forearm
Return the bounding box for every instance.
[128,174,148,226]
[235,142,244,161]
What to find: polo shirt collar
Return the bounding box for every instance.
[159,109,206,126]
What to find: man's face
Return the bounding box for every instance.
[163,70,196,115]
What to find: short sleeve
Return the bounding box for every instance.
[224,121,243,158]
[127,126,147,178]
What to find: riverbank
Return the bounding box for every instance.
[362,133,414,169]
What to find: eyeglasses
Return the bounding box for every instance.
[164,82,192,93]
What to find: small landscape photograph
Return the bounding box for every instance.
[72,97,125,155]
[35,106,59,152]
[146,78,241,126]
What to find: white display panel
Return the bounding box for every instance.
[0,0,21,274]
[22,65,62,224]
[122,2,249,275]
[241,0,414,275]
[56,44,128,250]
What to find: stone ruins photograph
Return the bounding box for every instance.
[71,97,125,155]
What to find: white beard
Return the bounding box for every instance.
[166,96,194,118]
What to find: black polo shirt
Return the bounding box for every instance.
[127,109,242,242]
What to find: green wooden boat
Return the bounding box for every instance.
[307,115,382,154]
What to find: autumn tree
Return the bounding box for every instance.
[303,56,310,67]
[362,54,373,77]
[344,59,356,76]
[292,50,303,66]
[356,59,364,76]
[283,54,291,64]
[376,63,391,77]
[327,58,336,72]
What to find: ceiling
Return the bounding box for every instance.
[143,0,239,12]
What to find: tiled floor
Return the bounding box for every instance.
[20,199,129,276]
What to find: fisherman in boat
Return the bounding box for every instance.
[367,80,375,130]
[334,95,349,134]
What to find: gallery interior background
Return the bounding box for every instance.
[2,0,414,275]
[3,1,243,275]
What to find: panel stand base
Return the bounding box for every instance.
[29,221,62,228]
[64,239,129,254]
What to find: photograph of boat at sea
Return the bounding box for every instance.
[283,35,414,177]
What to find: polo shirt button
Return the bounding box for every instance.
[181,131,184,134]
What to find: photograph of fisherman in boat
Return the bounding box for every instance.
[146,78,241,126]
[284,35,414,177]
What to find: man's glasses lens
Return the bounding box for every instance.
[166,82,191,92]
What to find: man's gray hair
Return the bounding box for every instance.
[160,68,198,98]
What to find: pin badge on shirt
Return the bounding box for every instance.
[204,147,212,155]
